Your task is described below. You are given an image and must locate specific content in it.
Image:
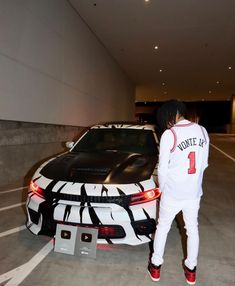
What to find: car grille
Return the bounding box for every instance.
[47,192,131,208]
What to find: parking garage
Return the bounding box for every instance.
[0,1,235,286]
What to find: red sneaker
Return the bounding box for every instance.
[183,264,196,285]
[148,262,161,282]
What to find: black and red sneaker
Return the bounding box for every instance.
[148,262,161,282]
[183,263,196,285]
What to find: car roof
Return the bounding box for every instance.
[91,122,156,132]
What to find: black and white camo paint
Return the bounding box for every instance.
[26,123,159,245]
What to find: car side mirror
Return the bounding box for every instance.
[65,141,74,149]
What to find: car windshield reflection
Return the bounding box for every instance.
[72,129,158,155]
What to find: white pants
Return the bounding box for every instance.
[151,193,201,270]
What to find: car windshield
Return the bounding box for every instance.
[72,128,158,155]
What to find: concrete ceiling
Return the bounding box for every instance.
[69,0,235,102]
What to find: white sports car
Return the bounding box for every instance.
[26,123,160,245]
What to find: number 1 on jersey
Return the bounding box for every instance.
[188,151,196,174]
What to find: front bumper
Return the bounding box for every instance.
[26,193,158,245]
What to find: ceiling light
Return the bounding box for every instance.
[162,82,165,86]
[216,81,220,84]
[154,45,158,50]
[159,69,163,72]
[145,0,150,2]
[228,66,232,70]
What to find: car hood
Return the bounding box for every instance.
[40,151,158,184]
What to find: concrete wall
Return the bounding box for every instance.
[0,0,135,126]
[0,119,83,187]
[0,0,135,186]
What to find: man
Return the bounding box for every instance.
[148,100,209,285]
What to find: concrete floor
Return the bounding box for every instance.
[0,134,234,286]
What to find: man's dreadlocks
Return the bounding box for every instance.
[156,99,187,134]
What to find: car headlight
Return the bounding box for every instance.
[30,181,45,198]
[130,188,161,205]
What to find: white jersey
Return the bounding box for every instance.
[158,119,209,200]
